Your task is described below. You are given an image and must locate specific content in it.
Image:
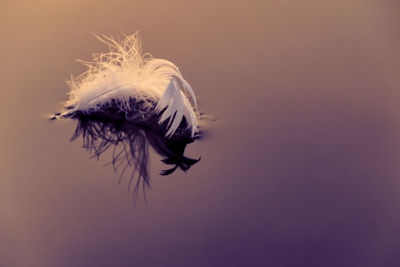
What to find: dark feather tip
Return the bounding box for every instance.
[160,165,178,176]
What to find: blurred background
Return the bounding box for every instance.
[1,0,400,266]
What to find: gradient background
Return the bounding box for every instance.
[1,0,400,266]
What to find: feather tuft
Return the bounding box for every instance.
[58,33,199,138]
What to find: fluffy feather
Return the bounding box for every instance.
[56,33,198,138]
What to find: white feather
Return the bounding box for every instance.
[59,33,198,138]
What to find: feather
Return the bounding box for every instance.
[50,33,203,201]
[55,33,199,138]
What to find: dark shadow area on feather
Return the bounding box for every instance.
[55,97,200,202]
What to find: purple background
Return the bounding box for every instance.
[1,0,400,266]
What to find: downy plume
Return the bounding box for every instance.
[52,33,202,200]
[56,32,198,138]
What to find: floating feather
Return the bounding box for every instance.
[52,33,201,198]
[54,33,198,137]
